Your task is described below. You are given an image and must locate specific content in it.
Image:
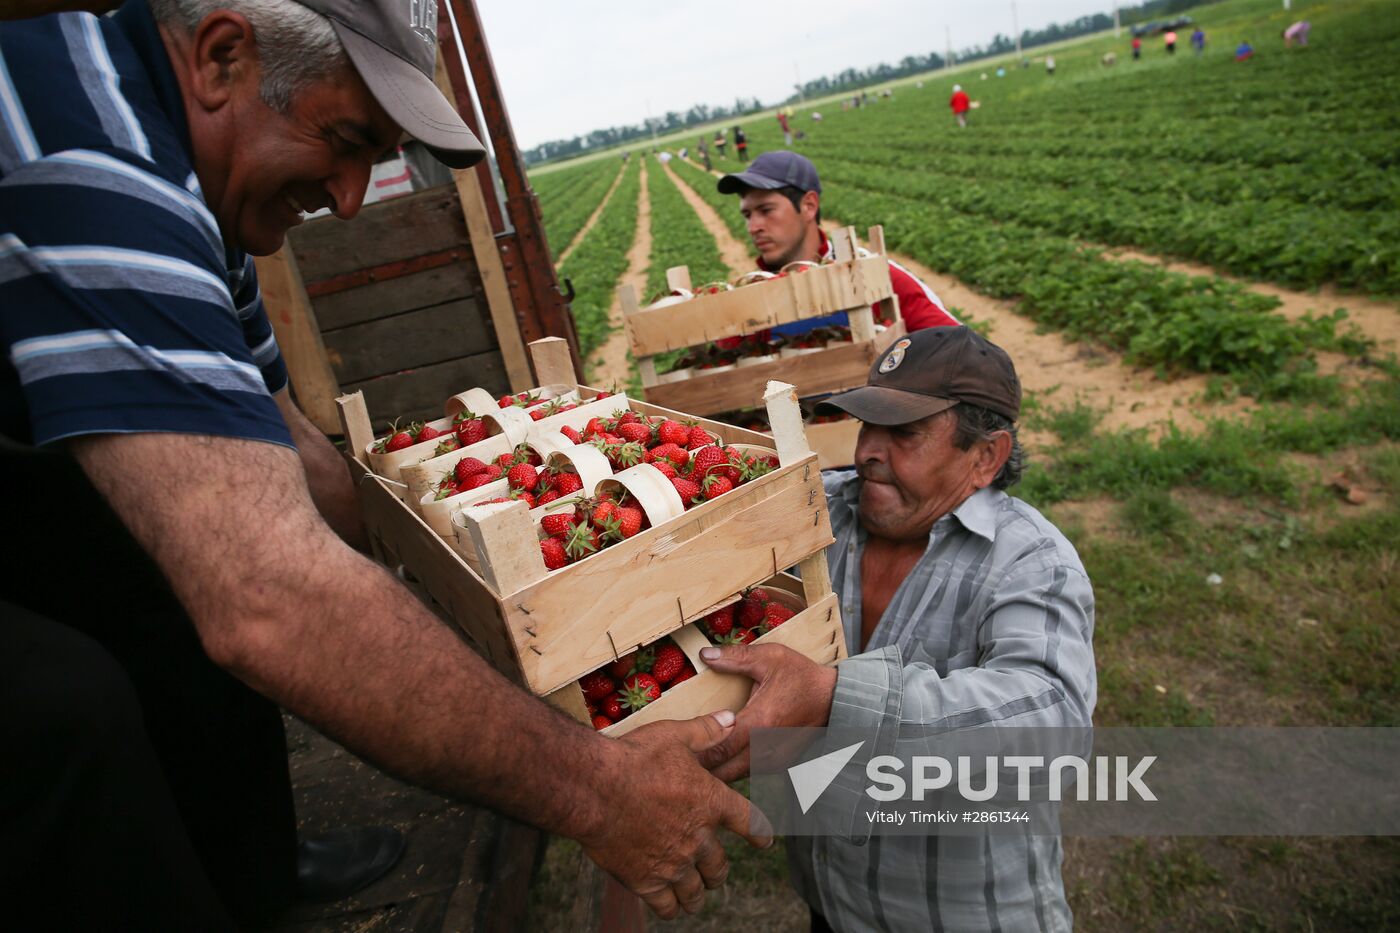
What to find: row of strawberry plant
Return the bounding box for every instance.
[668,156,756,259]
[531,159,624,262]
[805,146,1399,293]
[815,176,1360,397]
[555,159,641,365]
[645,156,729,298]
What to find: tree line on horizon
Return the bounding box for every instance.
[523,0,1219,166]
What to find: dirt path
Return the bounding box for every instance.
[587,159,651,387]
[820,221,1254,440]
[555,162,625,268]
[661,159,752,278]
[1106,247,1400,355]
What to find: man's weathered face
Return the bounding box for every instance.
[175,12,400,256]
[854,411,998,541]
[214,68,400,255]
[739,188,817,268]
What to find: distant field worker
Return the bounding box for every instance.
[1283,20,1311,48]
[950,84,971,127]
[733,125,749,162]
[777,110,792,147]
[714,130,727,160]
[698,137,712,171]
[716,151,960,333]
[1046,54,1056,75]
[1236,39,1255,61]
[1192,27,1207,55]
[1131,35,1143,59]
[1164,29,1178,54]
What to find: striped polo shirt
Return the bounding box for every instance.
[0,1,292,450]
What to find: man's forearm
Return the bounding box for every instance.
[275,390,368,550]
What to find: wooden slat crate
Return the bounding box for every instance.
[622,226,903,417]
[338,338,845,734]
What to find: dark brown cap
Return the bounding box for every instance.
[815,327,1021,425]
[295,0,486,169]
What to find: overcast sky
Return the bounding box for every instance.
[469,0,1122,149]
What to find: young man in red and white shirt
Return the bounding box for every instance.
[716,151,960,334]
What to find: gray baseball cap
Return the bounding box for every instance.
[297,0,486,169]
[717,151,822,195]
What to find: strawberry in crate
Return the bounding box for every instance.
[577,636,698,731]
[432,456,502,501]
[452,409,488,446]
[700,587,794,646]
[371,419,445,454]
[527,397,581,422]
[537,489,648,570]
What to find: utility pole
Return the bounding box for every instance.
[1114,6,1122,38]
[1012,1,1021,57]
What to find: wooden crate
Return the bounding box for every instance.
[622,226,902,417]
[339,338,844,727]
[807,418,862,471]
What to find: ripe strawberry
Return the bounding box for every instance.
[507,463,539,492]
[583,417,607,439]
[538,489,562,505]
[561,425,583,444]
[455,419,487,445]
[669,665,697,685]
[620,673,661,711]
[554,472,584,495]
[599,693,626,721]
[656,443,691,468]
[689,444,729,479]
[482,464,504,482]
[454,457,488,484]
[737,591,770,629]
[497,394,516,408]
[703,605,735,639]
[511,489,537,509]
[648,460,678,480]
[701,474,733,500]
[433,485,458,501]
[721,447,744,483]
[529,408,546,421]
[434,437,460,456]
[460,472,493,491]
[687,425,715,448]
[650,643,687,685]
[541,512,576,538]
[495,452,518,471]
[592,714,614,731]
[616,421,652,444]
[657,420,689,447]
[540,536,569,570]
[763,603,796,629]
[670,475,701,503]
[579,670,616,702]
[615,505,644,539]
[591,499,619,530]
[416,423,443,442]
[383,430,414,452]
[616,410,642,426]
[595,390,613,400]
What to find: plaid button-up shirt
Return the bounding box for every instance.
[786,471,1097,932]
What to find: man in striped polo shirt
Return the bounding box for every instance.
[702,328,1097,932]
[717,150,962,334]
[0,1,766,927]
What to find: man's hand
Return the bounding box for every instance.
[579,710,773,919]
[696,644,838,783]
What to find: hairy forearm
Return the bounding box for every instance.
[275,390,368,550]
[70,432,610,843]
